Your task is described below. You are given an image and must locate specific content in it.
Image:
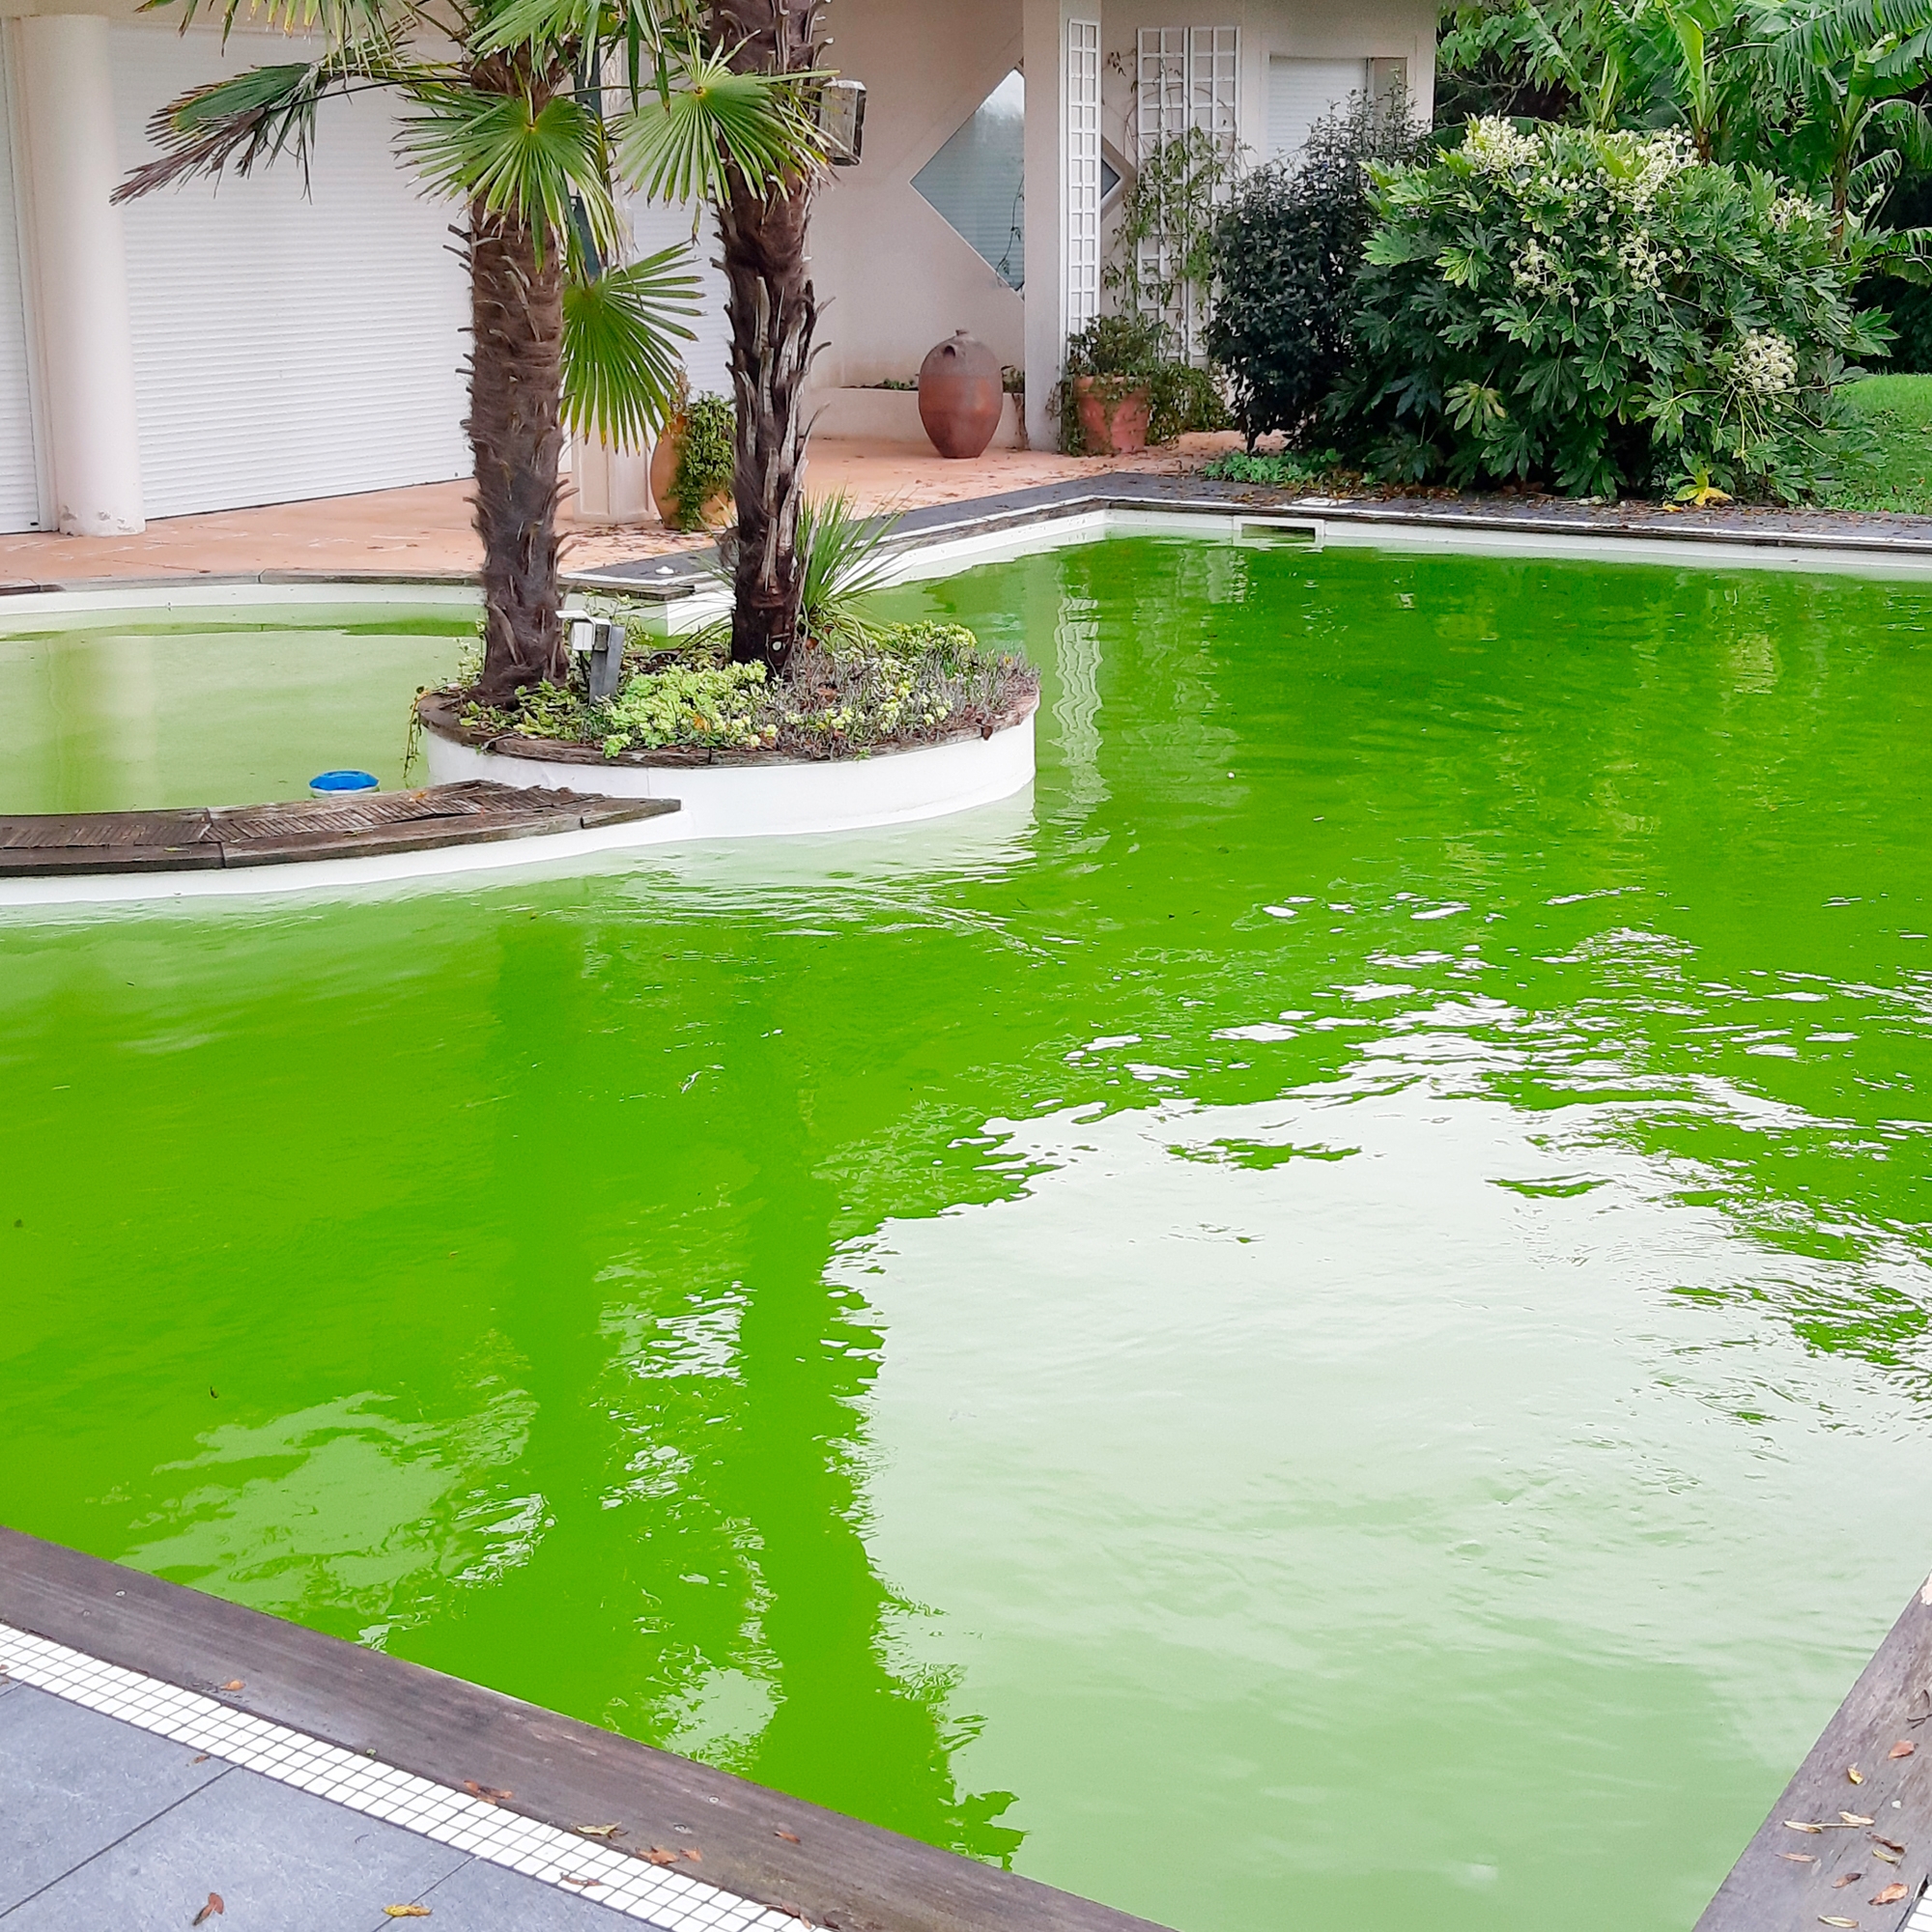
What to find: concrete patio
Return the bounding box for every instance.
[0,436,1242,589]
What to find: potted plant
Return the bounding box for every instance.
[1061,315,1168,455]
[651,383,737,532]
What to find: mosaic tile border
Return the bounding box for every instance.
[0,1619,797,1932]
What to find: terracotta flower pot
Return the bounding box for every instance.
[1071,376,1151,457]
[650,419,731,528]
[918,330,1004,460]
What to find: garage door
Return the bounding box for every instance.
[111,23,470,519]
[0,44,43,533]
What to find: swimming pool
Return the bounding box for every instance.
[4,535,1930,1932]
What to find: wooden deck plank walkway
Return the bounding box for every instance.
[1696,1576,1932,1932]
[0,782,675,878]
[0,1528,1173,1932]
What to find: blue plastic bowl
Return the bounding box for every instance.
[309,769,380,798]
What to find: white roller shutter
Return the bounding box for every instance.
[1266,56,1368,163]
[626,195,731,400]
[111,23,469,519]
[0,41,42,532]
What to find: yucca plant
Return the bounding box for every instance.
[118,0,832,698]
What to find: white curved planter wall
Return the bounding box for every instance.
[421,711,1037,843]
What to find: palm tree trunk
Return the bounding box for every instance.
[470,203,567,701]
[712,0,826,674]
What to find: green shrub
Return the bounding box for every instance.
[1056,313,1228,450]
[1206,94,1427,448]
[1337,119,1889,500]
[668,390,735,531]
[1199,448,1341,487]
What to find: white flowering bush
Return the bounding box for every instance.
[1336,119,1889,499]
[460,621,1038,761]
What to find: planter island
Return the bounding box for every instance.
[414,688,1038,844]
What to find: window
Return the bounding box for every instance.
[1266,55,1368,163]
[911,70,1027,291]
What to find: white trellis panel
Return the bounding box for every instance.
[1135,26,1238,360]
[1065,18,1102,338]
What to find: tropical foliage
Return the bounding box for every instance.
[119,0,832,698]
[1336,119,1885,497]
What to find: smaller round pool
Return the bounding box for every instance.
[0,601,474,813]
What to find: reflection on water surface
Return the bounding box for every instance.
[4,538,1932,1932]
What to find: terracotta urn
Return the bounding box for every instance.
[918,330,1004,460]
[1072,376,1151,457]
[649,419,731,528]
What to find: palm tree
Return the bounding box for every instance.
[117,0,829,700]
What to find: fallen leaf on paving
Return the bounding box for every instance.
[1871,1886,1908,1907]
[189,1754,211,1766]
[1890,1742,1917,1760]
[1818,1918,1859,1928]
[1873,1847,1902,1863]
[1833,1873,1862,1888]
[383,1909,432,1919]
[572,1825,623,1838]
[775,1830,801,1844]
[1780,1852,1820,1863]
[558,1876,604,1889]
[1842,1813,1876,1827]
[1787,1821,1827,1833]
[643,1849,682,1867]
[462,1782,512,1804]
[682,1848,702,1863]
[190,1895,223,1926]
[1910,1688,1932,1726]
[1849,1767,1865,1784]
[219,1681,243,1693]
[1873,1837,1907,1856]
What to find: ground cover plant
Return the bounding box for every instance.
[1334,120,1885,499]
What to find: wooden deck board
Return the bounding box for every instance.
[0,782,676,879]
[1696,1577,1932,1932]
[0,1528,1172,1932]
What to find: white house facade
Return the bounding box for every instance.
[0,0,1434,537]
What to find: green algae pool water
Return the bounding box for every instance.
[0,603,470,810]
[5,534,1932,1932]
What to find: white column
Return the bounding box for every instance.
[13,15,145,535]
[1021,0,1066,451]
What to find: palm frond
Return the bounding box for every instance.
[138,0,412,53]
[1867,94,1932,166]
[403,86,617,259]
[561,244,699,448]
[1855,219,1932,283]
[612,39,825,204]
[113,38,425,200]
[797,492,902,648]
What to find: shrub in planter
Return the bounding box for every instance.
[1057,314,1228,454]
[651,389,736,531]
[1337,119,1889,500]
[1206,93,1427,449]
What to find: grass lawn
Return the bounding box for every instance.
[1828,372,1932,514]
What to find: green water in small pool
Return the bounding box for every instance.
[4,536,1931,1932]
[0,605,470,810]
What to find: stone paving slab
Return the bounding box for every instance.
[0,1684,644,1931]
[0,1685,229,1912]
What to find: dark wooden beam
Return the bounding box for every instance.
[0,1526,1175,1932]
[1696,1576,1932,1932]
